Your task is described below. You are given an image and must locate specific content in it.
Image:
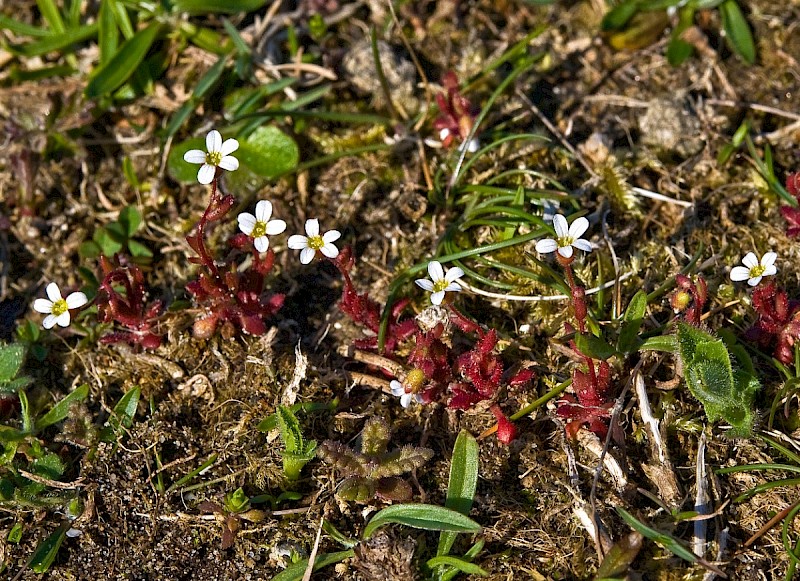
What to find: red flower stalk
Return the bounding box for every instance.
[745,282,800,365]
[331,247,417,355]
[433,71,478,149]
[96,256,162,349]
[186,184,284,338]
[557,360,614,440]
[670,274,707,325]
[780,172,800,238]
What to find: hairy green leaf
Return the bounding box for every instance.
[0,344,26,383]
[438,430,479,558]
[363,504,481,539]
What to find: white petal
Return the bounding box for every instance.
[42,314,58,329]
[33,299,53,314]
[444,282,462,292]
[300,247,316,264]
[255,200,272,222]
[568,217,589,239]
[320,243,339,258]
[763,265,777,277]
[65,292,88,309]
[741,252,759,269]
[305,219,320,237]
[557,245,574,259]
[444,266,464,283]
[535,239,558,254]
[220,138,239,156]
[238,213,256,234]
[465,138,480,153]
[197,164,216,185]
[553,214,569,237]
[431,291,445,305]
[206,130,222,154]
[761,252,778,268]
[400,393,413,408]
[218,155,239,171]
[46,282,62,303]
[56,311,71,327]
[390,380,404,397]
[254,237,269,253]
[572,239,593,253]
[287,235,308,250]
[415,279,434,291]
[748,276,762,287]
[183,149,206,164]
[729,266,751,281]
[265,220,287,235]
[439,128,451,140]
[428,261,444,282]
[322,230,341,243]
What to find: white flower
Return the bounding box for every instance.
[287,219,341,264]
[438,128,480,153]
[730,251,777,287]
[237,200,287,253]
[33,282,88,329]
[535,214,592,259]
[415,261,464,305]
[390,380,423,408]
[183,130,239,185]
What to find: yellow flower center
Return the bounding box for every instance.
[206,151,223,166]
[433,280,450,293]
[51,298,68,316]
[750,265,765,278]
[556,236,574,248]
[404,368,426,393]
[251,221,267,238]
[307,235,324,250]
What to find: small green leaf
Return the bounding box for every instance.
[363,504,482,539]
[94,228,123,257]
[108,387,140,435]
[438,430,478,558]
[8,522,23,543]
[601,1,642,31]
[118,206,142,237]
[85,22,163,98]
[617,290,647,353]
[167,138,206,183]
[28,523,69,574]
[720,0,755,64]
[666,5,695,66]
[271,550,355,581]
[35,384,90,432]
[574,333,616,361]
[127,239,153,259]
[173,0,268,13]
[0,344,26,383]
[237,125,299,178]
[639,335,677,353]
[426,556,488,576]
[79,240,102,259]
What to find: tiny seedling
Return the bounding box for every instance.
[79,206,152,264]
[197,487,267,550]
[317,416,433,503]
[276,406,317,482]
[676,322,759,437]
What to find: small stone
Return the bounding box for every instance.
[638,95,704,158]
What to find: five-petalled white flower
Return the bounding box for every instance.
[237,200,287,253]
[415,261,464,305]
[287,219,341,264]
[33,282,88,329]
[730,251,777,287]
[183,130,239,185]
[390,380,423,408]
[535,214,592,259]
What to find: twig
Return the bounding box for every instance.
[17,471,84,490]
[632,187,693,208]
[705,99,800,122]
[693,431,710,558]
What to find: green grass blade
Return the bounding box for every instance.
[437,430,479,558]
[85,21,162,98]
[720,0,755,64]
[35,384,90,432]
[9,23,98,57]
[272,550,355,581]
[173,0,268,13]
[98,0,120,65]
[36,0,66,33]
[0,15,52,37]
